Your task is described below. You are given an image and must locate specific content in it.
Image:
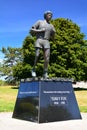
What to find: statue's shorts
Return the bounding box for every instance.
[35,38,50,49]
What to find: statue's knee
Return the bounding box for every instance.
[36,51,40,57]
[36,53,39,57]
[45,56,50,63]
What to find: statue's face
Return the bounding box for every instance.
[45,13,52,21]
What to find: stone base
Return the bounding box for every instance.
[12,79,81,123]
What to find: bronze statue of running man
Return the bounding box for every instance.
[30,11,55,79]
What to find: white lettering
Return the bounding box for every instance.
[43,91,70,94]
[20,91,37,94]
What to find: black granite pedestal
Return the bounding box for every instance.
[12,79,82,123]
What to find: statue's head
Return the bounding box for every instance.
[44,11,53,20]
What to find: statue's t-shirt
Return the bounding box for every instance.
[32,20,55,40]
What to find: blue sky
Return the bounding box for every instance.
[0,0,87,60]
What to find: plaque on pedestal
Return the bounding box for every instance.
[12,79,82,123]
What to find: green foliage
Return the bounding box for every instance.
[49,18,87,81]
[22,36,35,65]
[13,36,35,79]
[13,63,32,79]
[0,47,23,83]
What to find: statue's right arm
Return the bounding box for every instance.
[30,20,45,35]
[30,28,45,33]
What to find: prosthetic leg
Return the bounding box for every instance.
[31,48,40,77]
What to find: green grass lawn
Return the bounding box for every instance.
[0,86,18,112]
[0,85,87,112]
[75,89,87,112]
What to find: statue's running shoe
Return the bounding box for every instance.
[43,71,49,79]
[31,69,36,77]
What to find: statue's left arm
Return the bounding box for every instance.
[50,25,56,40]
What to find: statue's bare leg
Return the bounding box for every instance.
[43,48,50,78]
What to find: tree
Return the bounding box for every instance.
[0,47,23,83]
[49,18,87,81]
[13,18,87,81]
[13,36,36,79]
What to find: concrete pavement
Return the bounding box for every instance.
[0,112,87,130]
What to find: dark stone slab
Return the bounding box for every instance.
[12,79,82,123]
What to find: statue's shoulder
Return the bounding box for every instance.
[36,20,43,23]
[34,20,43,26]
